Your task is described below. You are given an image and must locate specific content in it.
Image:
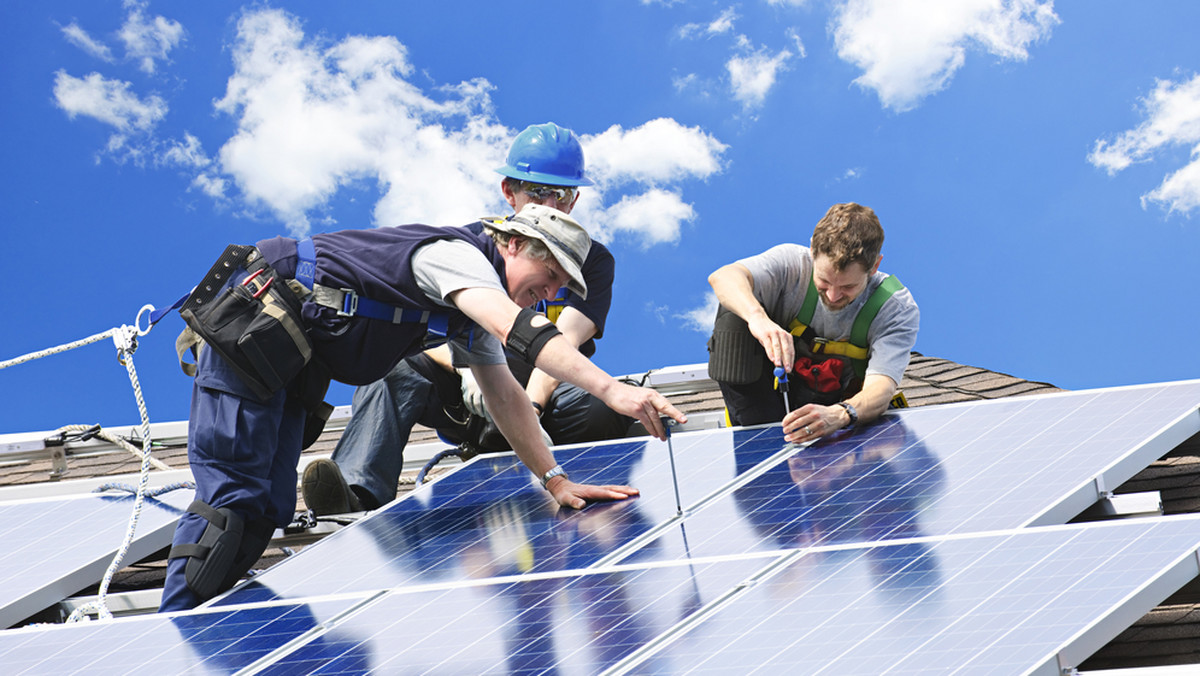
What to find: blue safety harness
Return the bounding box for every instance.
[150,239,464,350]
[295,237,461,348]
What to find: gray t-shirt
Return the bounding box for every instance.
[411,239,508,367]
[737,243,919,386]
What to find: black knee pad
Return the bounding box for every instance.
[220,516,276,591]
[169,500,245,600]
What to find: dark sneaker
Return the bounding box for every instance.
[301,459,362,515]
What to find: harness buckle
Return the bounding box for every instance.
[811,337,829,354]
[337,288,359,317]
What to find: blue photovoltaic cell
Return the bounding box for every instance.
[217,428,790,606]
[630,381,1200,563]
[0,596,361,675]
[0,489,193,628]
[256,557,771,675]
[640,516,1200,675]
[4,380,1199,674]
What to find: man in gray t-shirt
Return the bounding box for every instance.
[707,202,919,444]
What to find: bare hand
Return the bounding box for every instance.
[602,382,687,440]
[747,315,795,370]
[782,403,848,443]
[548,478,639,510]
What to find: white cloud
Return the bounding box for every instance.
[61,22,114,62]
[673,72,700,93]
[678,291,719,333]
[191,172,229,200]
[53,70,167,133]
[1144,151,1200,215]
[159,132,210,169]
[831,0,1058,112]
[211,9,510,235]
[708,7,740,35]
[838,167,863,182]
[589,189,697,248]
[727,47,794,109]
[1090,74,1200,216]
[584,118,727,188]
[675,9,799,110]
[54,7,728,240]
[118,0,185,74]
[785,27,807,59]
[679,7,740,39]
[576,119,726,246]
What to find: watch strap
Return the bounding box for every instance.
[540,464,568,488]
[836,401,858,427]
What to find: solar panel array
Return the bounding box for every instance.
[1,380,1199,674]
[0,489,193,629]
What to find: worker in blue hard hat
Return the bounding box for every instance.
[303,122,634,516]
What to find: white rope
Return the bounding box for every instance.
[67,325,160,623]
[1,309,179,623]
[0,329,119,371]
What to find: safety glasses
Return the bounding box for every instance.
[521,182,578,206]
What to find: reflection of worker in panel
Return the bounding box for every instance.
[303,122,634,517]
[707,203,919,444]
[479,499,656,674]
[351,441,653,584]
[355,444,656,671]
[732,418,944,594]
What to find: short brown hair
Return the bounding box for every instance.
[810,202,884,271]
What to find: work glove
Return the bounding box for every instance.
[457,368,491,421]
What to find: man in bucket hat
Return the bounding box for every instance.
[304,123,635,519]
[161,201,686,612]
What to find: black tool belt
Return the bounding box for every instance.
[180,245,312,402]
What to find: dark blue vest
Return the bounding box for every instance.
[258,225,506,385]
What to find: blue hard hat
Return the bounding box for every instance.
[496,122,594,187]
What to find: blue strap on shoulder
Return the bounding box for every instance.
[297,237,460,346]
[295,237,317,290]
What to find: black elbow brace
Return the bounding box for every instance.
[506,307,562,364]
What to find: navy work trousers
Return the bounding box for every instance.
[159,344,306,612]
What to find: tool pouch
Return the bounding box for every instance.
[180,247,312,402]
[707,305,764,384]
[789,340,857,407]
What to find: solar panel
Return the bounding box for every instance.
[0,489,194,629]
[628,381,1200,563]
[254,557,769,675]
[218,382,1200,607]
[4,518,1197,675]
[0,595,364,674]
[215,428,792,606]
[618,516,1200,675]
[2,380,1199,673]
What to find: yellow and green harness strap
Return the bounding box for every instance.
[787,273,906,384]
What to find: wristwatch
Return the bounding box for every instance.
[836,401,859,428]
[540,464,568,488]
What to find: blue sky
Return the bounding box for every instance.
[2,0,1198,434]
